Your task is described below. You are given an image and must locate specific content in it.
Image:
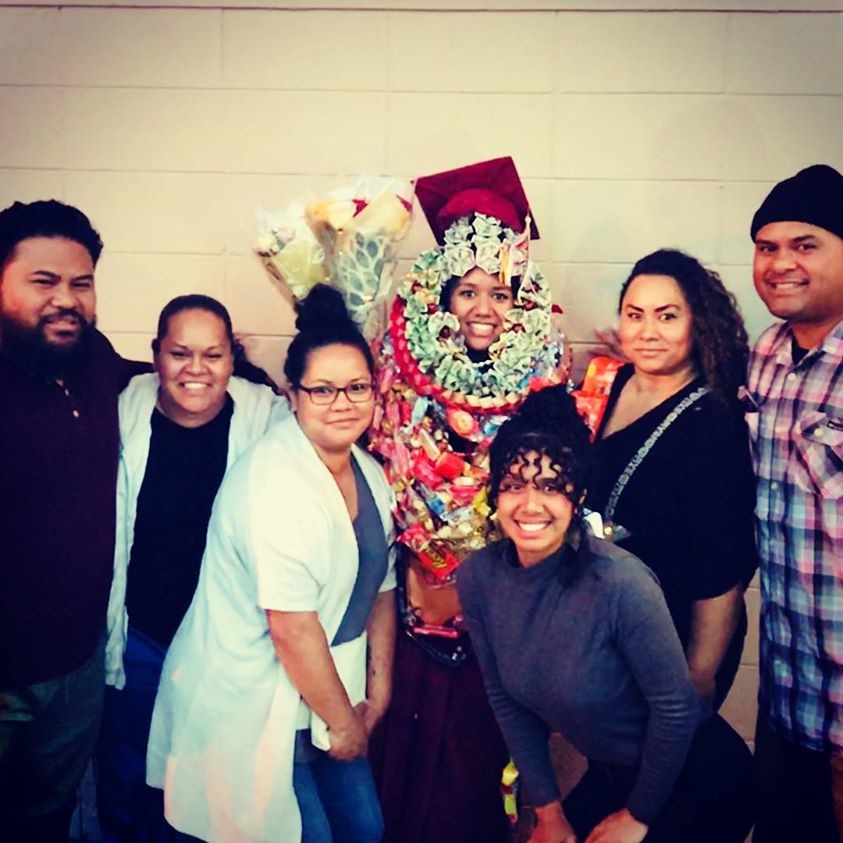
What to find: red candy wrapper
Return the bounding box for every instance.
[573,394,609,438]
[398,525,461,582]
[411,453,443,490]
[450,482,480,507]
[416,540,461,582]
[572,355,623,437]
[434,452,466,480]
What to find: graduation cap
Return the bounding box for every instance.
[415,157,540,243]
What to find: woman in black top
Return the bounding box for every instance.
[586,249,757,709]
[97,295,286,843]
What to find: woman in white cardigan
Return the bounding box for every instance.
[97,294,288,843]
[147,284,397,843]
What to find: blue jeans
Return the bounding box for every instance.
[95,628,196,843]
[294,750,384,843]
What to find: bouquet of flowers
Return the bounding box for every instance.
[256,177,414,339]
[255,201,328,301]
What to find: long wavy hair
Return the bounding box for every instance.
[619,249,748,411]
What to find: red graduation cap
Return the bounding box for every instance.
[415,157,540,243]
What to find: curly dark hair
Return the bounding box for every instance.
[488,385,592,513]
[618,249,748,411]
[0,200,103,268]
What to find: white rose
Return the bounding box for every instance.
[256,231,279,256]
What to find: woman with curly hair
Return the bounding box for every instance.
[457,385,754,843]
[586,248,757,709]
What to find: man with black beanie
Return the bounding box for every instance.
[747,164,843,842]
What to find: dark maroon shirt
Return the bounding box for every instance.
[0,330,143,689]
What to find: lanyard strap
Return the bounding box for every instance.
[604,386,710,526]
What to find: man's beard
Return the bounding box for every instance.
[0,310,96,378]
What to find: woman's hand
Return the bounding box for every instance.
[354,697,387,736]
[327,709,368,761]
[529,801,577,843]
[584,809,648,843]
[268,609,369,761]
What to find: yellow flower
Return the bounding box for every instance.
[352,192,410,238]
[308,198,356,230]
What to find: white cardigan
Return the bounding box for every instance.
[105,372,290,689]
[146,414,396,843]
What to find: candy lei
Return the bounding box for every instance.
[369,239,566,583]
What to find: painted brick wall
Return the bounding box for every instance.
[2,3,842,744]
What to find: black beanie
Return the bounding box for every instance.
[750,164,843,241]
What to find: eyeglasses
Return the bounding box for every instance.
[296,382,374,405]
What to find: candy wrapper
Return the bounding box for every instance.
[572,355,623,437]
[369,331,505,583]
[501,760,520,826]
[256,177,414,340]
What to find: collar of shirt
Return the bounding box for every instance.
[763,316,843,368]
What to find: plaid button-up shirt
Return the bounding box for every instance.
[748,317,843,753]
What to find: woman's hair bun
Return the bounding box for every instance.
[294,283,353,334]
[284,282,375,388]
[515,384,583,433]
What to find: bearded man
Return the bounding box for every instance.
[0,200,143,841]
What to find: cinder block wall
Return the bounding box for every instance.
[2,1,842,744]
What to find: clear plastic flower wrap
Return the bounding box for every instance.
[256,176,414,339]
[254,202,328,303]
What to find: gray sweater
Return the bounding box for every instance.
[456,533,701,824]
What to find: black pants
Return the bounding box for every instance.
[564,714,755,842]
[0,640,105,843]
[753,715,840,843]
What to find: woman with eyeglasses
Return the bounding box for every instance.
[147,284,396,843]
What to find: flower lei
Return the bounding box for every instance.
[369,214,569,586]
